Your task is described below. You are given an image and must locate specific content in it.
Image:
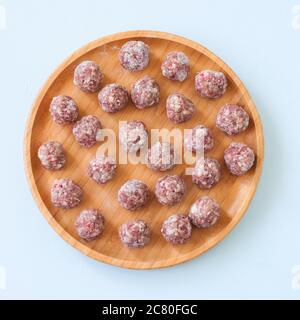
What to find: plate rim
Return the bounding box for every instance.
[24,30,264,270]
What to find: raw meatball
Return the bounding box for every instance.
[192,158,221,189]
[131,76,160,109]
[155,175,186,206]
[51,179,82,209]
[118,179,150,211]
[87,154,116,184]
[195,70,227,99]
[119,40,150,71]
[166,93,195,124]
[189,196,220,228]
[38,141,66,170]
[75,209,105,241]
[184,125,214,153]
[72,115,102,148]
[147,141,176,172]
[98,83,129,113]
[73,60,103,93]
[119,220,151,248]
[224,142,255,176]
[119,120,148,153]
[49,95,79,125]
[161,214,192,245]
[161,51,190,82]
[216,104,250,135]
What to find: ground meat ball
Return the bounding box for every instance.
[72,115,102,148]
[118,179,150,211]
[119,121,148,153]
[192,158,221,189]
[224,142,255,176]
[184,125,214,153]
[119,41,150,71]
[195,70,227,99]
[98,83,129,113]
[49,95,79,125]
[161,51,190,82]
[51,179,82,209]
[166,93,195,124]
[189,196,220,228]
[155,175,186,206]
[147,141,176,172]
[38,141,66,170]
[161,214,192,245]
[119,220,151,248]
[131,76,160,109]
[216,104,250,135]
[75,209,105,241]
[73,61,103,93]
[87,154,116,184]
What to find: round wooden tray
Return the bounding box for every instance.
[24,31,264,269]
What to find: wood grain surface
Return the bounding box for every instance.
[24,31,264,269]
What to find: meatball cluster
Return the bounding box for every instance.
[39,38,257,253]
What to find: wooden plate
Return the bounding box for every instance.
[24,31,264,269]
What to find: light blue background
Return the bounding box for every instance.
[0,0,299,299]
